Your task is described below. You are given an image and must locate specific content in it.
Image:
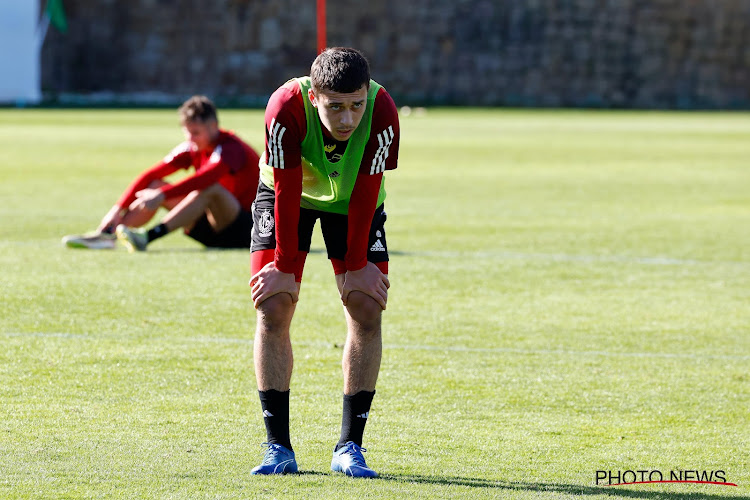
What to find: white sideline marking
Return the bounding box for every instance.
[2,240,747,267]
[4,332,90,339]
[405,250,748,267]
[4,332,749,361]
[383,344,750,361]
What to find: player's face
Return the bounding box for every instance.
[309,85,368,141]
[182,119,219,151]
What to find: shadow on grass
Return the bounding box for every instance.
[295,470,329,477]
[377,475,742,499]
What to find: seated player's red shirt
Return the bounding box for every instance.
[116,129,260,212]
[264,80,400,274]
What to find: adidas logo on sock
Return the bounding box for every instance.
[262,410,274,417]
[370,240,385,252]
[356,412,369,419]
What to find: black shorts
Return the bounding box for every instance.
[186,210,253,249]
[250,181,388,263]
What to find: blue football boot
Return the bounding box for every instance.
[251,443,298,475]
[331,441,378,478]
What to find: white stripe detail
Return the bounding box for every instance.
[370,125,394,175]
[209,144,223,164]
[267,118,287,169]
[163,141,193,163]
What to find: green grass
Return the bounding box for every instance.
[1,107,749,499]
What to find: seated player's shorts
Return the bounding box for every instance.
[186,209,253,249]
[250,181,388,281]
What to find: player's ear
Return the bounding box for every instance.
[308,88,318,107]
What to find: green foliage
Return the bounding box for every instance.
[1,108,748,498]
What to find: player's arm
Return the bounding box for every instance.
[120,144,196,213]
[341,89,400,309]
[250,85,306,307]
[157,145,235,201]
[99,155,182,231]
[341,171,390,309]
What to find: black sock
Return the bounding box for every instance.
[146,223,169,243]
[336,390,375,450]
[258,389,292,450]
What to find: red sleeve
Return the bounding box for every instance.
[360,88,400,174]
[345,172,383,271]
[265,81,307,272]
[273,167,303,274]
[343,88,399,271]
[116,143,191,208]
[159,145,232,201]
[264,81,305,171]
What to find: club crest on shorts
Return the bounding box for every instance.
[258,209,274,237]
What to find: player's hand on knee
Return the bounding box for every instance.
[250,262,299,308]
[341,262,389,310]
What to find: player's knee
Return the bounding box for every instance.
[199,183,227,200]
[346,291,382,328]
[256,293,295,331]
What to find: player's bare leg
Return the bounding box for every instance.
[120,179,182,228]
[162,183,240,233]
[250,290,300,475]
[254,292,296,392]
[118,184,240,251]
[331,278,383,478]
[340,291,383,394]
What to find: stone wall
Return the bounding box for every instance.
[41,0,750,108]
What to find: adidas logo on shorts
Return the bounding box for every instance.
[370,239,385,252]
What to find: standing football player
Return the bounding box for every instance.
[249,47,400,477]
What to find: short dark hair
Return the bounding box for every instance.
[178,95,218,124]
[310,47,371,94]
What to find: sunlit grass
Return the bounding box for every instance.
[0,108,748,499]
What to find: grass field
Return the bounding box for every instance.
[1,107,748,499]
